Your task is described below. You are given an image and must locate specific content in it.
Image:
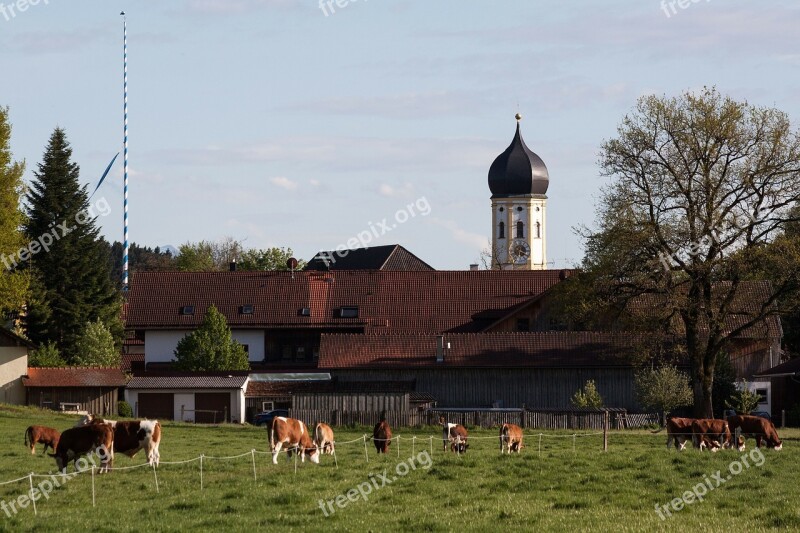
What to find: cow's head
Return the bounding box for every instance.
[305,447,320,464]
[75,414,95,427]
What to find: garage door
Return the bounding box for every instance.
[137,393,174,420]
[195,393,231,423]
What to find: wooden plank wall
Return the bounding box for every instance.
[27,387,118,416]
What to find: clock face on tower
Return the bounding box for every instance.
[509,239,531,264]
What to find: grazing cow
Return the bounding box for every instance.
[50,423,114,473]
[373,419,392,454]
[499,423,524,454]
[269,417,319,465]
[692,419,733,452]
[727,415,782,450]
[25,425,61,455]
[440,416,469,454]
[652,417,696,451]
[314,422,335,455]
[78,416,161,466]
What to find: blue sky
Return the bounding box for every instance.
[2,0,799,269]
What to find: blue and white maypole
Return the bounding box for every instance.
[121,11,129,289]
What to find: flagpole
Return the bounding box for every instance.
[121,11,129,289]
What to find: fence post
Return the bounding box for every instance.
[782,409,786,428]
[224,406,228,424]
[520,405,525,429]
[603,410,608,452]
[181,405,184,422]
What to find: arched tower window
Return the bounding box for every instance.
[535,221,541,239]
[498,221,505,239]
[516,221,524,238]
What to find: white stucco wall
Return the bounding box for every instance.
[125,387,247,423]
[144,330,264,363]
[0,346,28,405]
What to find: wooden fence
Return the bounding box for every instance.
[289,408,659,430]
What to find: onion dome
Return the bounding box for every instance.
[488,115,549,196]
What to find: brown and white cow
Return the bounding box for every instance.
[269,417,319,465]
[440,416,469,454]
[653,417,696,451]
[373,419,392,454]
[692,419,734,452]
[50,423,114,473]
[25,425,60,455]
[314,422,335,455]
[78,415,161,466]
[499,423,524,454]
[727,415,782,450]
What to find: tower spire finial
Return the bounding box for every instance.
[515,112,522,122]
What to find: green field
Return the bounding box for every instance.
[0,405,798,532]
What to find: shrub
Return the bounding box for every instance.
[118,400,133,418]
[28,341,66,367]
[725,379,762,414]
[571,380,603,408]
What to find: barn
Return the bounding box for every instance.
[23,367,127,416]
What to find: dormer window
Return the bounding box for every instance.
[339,306,359,318]
[240,305,254,315]
[299,308,311,317]
[180,305,195,315]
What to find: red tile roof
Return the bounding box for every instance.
[23,367,128,388]
[121,354,145,372]
[318,332,662,369]
[124,270,567,333]
[127,374,248,389]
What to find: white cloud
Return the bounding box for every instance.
[378,182,415,198]
[430,218,489,251]
[270,176,298,190]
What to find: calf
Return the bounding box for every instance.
[25,425,61,455]
[314,422,335,455]
[499,423,524,454]
[270,417,319,465]
[373,420,392,454]
[727,415,782,450]
[440,416,469,454]
[50,423,114,473]
[78,416,161,466]
[692,419,733,452]
[653,417,696,451]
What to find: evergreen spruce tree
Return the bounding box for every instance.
[23,129,122,362]
[0,106,30,319]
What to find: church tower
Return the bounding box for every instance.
[487,114,548,270]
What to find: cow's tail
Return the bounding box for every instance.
[651,427,665,434]
[24,426,31,447]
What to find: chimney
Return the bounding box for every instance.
[436,335,445,363]
[229,260,237,272]
[469,264,479,271]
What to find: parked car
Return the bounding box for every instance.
[253,409,289,427]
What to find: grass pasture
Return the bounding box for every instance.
[0,405,799,532]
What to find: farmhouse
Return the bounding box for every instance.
[122,120,784,419]
[0,327,32,404]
